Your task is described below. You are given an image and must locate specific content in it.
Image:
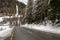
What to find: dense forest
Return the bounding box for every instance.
[0,0,26,16]
[48,0,60,23]
[24,0,60,24]
[0,0,26,25]
[0,0,60,25]
[0,0,16,16]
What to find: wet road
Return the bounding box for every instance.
[12,26,60,40]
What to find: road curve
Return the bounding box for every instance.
[12,26,60,40]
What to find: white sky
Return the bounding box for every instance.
[17,0,28,5]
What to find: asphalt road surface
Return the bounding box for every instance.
[11,26,60,40]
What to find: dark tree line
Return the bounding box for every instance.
[0,0,16,16]
[25,0,49,24]
[48,0,60,23]
[25,0,60,24]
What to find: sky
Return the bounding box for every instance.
[17,0,28,5]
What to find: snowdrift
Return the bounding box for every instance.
[0,25,14,40]
[21,23,60,34]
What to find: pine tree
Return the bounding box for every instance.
[34,0,49,23]
[25,0,49,24]
[26,0,33,23]
[48,0,60,23]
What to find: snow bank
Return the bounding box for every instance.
[0,26,9,30]
[0,27,14,37]
[0,22,10,30]
[21,24,60,34]
[0,17,4,22]
[0,25,14,39]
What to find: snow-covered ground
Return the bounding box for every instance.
[0,17,14,40]
[0,25,14,40]
[0,27,14,37]
[21,23,60,34]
